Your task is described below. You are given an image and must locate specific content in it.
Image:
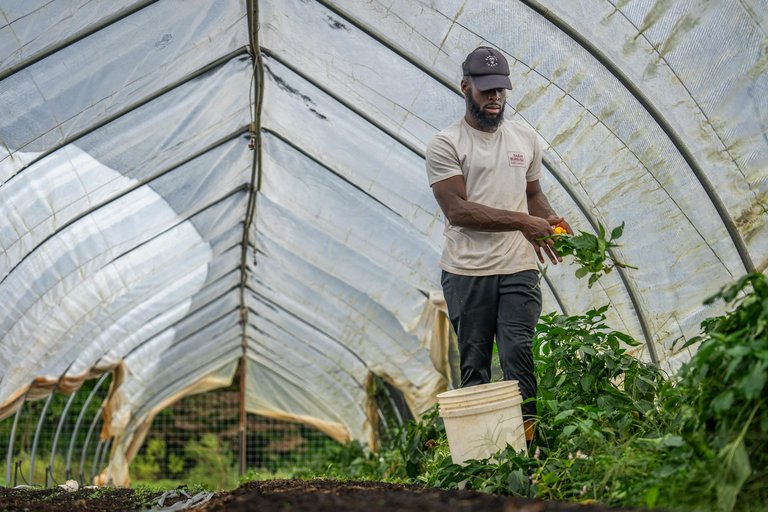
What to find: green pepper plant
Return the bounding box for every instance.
[544,222,636,288]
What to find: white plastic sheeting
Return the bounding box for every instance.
[1,0,766,485]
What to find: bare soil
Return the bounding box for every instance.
[0,479,647,511]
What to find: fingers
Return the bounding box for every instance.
[548,217,564,227]
[534,238,562,264]
[555,218,573,235]
[548,216,574,235]
[543,241,561,264]
[528,215,564,263]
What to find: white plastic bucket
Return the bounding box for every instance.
[437,381,526,464]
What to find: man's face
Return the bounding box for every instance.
[464,81,506,130]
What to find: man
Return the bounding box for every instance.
[425,47,571,443]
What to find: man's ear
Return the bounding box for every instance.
[460,78,470,96]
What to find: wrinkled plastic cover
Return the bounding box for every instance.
[1,0,766,485]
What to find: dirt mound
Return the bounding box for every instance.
[0,479,645,511]
[0,485,153,511]
[197,479,644,511]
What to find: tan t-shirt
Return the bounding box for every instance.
[426,118,542,276]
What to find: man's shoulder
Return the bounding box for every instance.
[430,118,464,141]
[501,119,536,138]
[427,118,464,154]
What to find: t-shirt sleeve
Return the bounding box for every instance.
[526,131,542,182]
[426,133,463,186]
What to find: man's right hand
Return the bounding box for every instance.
[521,215,561,264]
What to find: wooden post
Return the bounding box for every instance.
[238,356,247,476]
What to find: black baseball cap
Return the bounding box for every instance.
[462,47,512,91]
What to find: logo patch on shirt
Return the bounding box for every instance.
[508,151,526,167]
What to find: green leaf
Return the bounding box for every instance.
[553,409,576,424]
[571,234,598,250]
[717,437,751,512]
[545,399,560,413]
[738,362,767,400]
[575,267,589,279]
[613,331,641,346]
[610,222,625,240]
[637,375,658,389]
[595,305,610,315]
[643,486,660,508]
[711,390,735,413]
[660,435,685,448]
[580,374,595,392]
[656,464,680,478]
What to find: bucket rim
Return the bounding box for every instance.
[437,388,521,408]
[436,381,519,400]
[439,395,523,418]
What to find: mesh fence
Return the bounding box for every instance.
[1,373,112,488]
[1,371,334,490]
[133,377,334,489]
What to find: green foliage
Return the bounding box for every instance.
[239,467,294,483]
[0,376,111,486]
[131,437,197,483]
[548,222,637,288]
[533,305,670,451]
[281,273,768,512]
[168,452,185,475]
[285,408,447,483]
[418,441,538,497]
[395,406,445,479]
[132,438,166,481]
[132,435,237,491]
[183,434,238,490]
[0,451,68,487]
[675,272,768,510]
[290,435,407,482]
[519,308,684,506]
[131,484,166,506]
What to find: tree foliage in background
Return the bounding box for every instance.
[184,434,238,490]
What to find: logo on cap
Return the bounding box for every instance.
[462,47,513,90]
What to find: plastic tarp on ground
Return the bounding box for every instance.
[1,0,766,485]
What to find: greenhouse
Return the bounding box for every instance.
[1,0,766,510]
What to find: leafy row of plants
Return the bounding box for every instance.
[282,272,767,511]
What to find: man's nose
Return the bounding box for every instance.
[487,88,504,98]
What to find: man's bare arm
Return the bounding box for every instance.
[431,175,561,263]
[526,179,572,234]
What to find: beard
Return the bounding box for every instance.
[466,88,506,130]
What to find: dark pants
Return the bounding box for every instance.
[441,269,542,419]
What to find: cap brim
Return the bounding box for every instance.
[471,74,512,91]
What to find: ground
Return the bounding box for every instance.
[0,479,648,511]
